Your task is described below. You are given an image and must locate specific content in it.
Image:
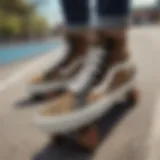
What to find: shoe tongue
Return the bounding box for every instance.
[69,49,107,93]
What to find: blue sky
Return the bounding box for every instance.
[36,0,62,26]
[28,0,157,27]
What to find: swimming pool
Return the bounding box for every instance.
[0,41,60,64]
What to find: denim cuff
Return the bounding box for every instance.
[63,23,89,31]
[63,16,130,30]
[96,16,131,29]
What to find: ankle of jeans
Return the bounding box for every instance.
[97,30,129,65]
[96,16,131,30]
[63,24,90,33]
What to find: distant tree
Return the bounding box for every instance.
[0,0,33,15]
[1,15,22,37]
[26,13,49,38]
[0,0,49,39]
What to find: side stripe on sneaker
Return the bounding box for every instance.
[68,49,106,93]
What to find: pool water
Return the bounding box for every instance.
[0,41,60,64]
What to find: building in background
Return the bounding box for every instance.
[132,0,160,25]
[158,0,160,12]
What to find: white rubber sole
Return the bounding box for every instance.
[35,76,136,134]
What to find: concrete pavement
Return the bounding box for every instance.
[0,26,160,160]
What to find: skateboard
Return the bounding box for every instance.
[33,89,138,160]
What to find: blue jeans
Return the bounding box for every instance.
[60,0,130,30]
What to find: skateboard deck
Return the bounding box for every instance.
[33,90,137,160]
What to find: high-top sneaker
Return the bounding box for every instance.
[33,29,138,160]
[99,30,136,91]
[28,33,89,97]
[35,31,136,134]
